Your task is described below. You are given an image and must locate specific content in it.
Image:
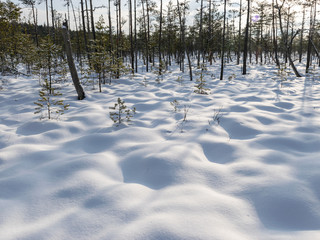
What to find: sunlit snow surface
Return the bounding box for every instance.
[1,63,320,240]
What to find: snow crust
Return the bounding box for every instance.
[1,63,320,239]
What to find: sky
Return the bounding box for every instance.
[11,0,211,31]
[11,0,305,32]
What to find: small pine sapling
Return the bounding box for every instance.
[109,98,136,125]
[139,77,148,87]
[170,99,180,112]
[277,63,288,83]
[208,107,223,126]
[34,79,69,120]
[228,74,236,81]
[179,105,190,133]
[194,67,210,95]
[175,76,184,85]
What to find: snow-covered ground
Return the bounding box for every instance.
[1,62,320,240]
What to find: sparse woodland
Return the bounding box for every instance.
[1,0,319,90]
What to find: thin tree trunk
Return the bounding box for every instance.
[284,6,290,64]
[142,0,148,71]
[62,21,85,100]
[276,0,301,77]
[220,0,227,80]
[146,0,151,63]
[306,0,316,73]
[31,4,39,47]
[288,30,302,77]
[208,0,212,65]
[237,0,242,65]
[134,0,137,72]
[89,0,96,41]
[158,0,163,75]
[129,0,134,73]
[187,50,192,81]
[243,0,250,75]
[272,0,280,67]
[299,5,305,63]
[108,0,113,53]
[85,0,90,36]
[70,0,81,61]
[197,0,203,67]
[80,0,89,59]
[119,0,122,60]
[50,0,55,42]
[45,0,50,34]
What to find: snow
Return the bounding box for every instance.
[0,62,320,240]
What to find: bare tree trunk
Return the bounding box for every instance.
[299,4,305,63]
[288,30,302,77]
[134,0,138,72]
[146,0,151,63]
[45,0,50,34]
[31,4,39,47]
[220,0,227,80]
[306,0,317,73]
[50,0,55,42]
[243,0,250,75]
[80,0,89,59]
[276,0,301,77]
[129,0,134,73]
[108,0,113,53]
[115,0,120,77]
[89,0,96,41]
[70,0,81,61]
[158,0,163,75]
[85,0,90,36]
[119,0,122,60]
[197,0,203,68]
[284,6,290,64]
[272,0,280,67]
[62,21,85,100]
[176,0,185,72]
[187,50,192,81]
[237,0,242,65]
[141,0,148,72]
[208,0,213,65]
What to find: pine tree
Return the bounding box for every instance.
[34,79,69,120]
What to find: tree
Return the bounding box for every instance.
[80,0,89,59]
[34,79,69,120]
[306,0,317,73]
[33,36,64,92]
[62,20,85,99]
[237,0,243,65]
[89,0,96,41]
[0,0,22,73]
[19,0,39,46]
[158,0,163,75]
[220,0,227,80]
[129,0,134,73]
[272,0,280,67]
[242,0,250,75]
[197,0,204,68]
[275,0,302,77]
[50,0,55,41]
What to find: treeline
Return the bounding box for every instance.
[1,0,319,82]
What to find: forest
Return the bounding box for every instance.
[1,0,319,87]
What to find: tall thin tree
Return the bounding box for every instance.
[242,0,250,75]
[220,0,227,80]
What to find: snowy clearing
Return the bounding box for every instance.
[1,63,320,240]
